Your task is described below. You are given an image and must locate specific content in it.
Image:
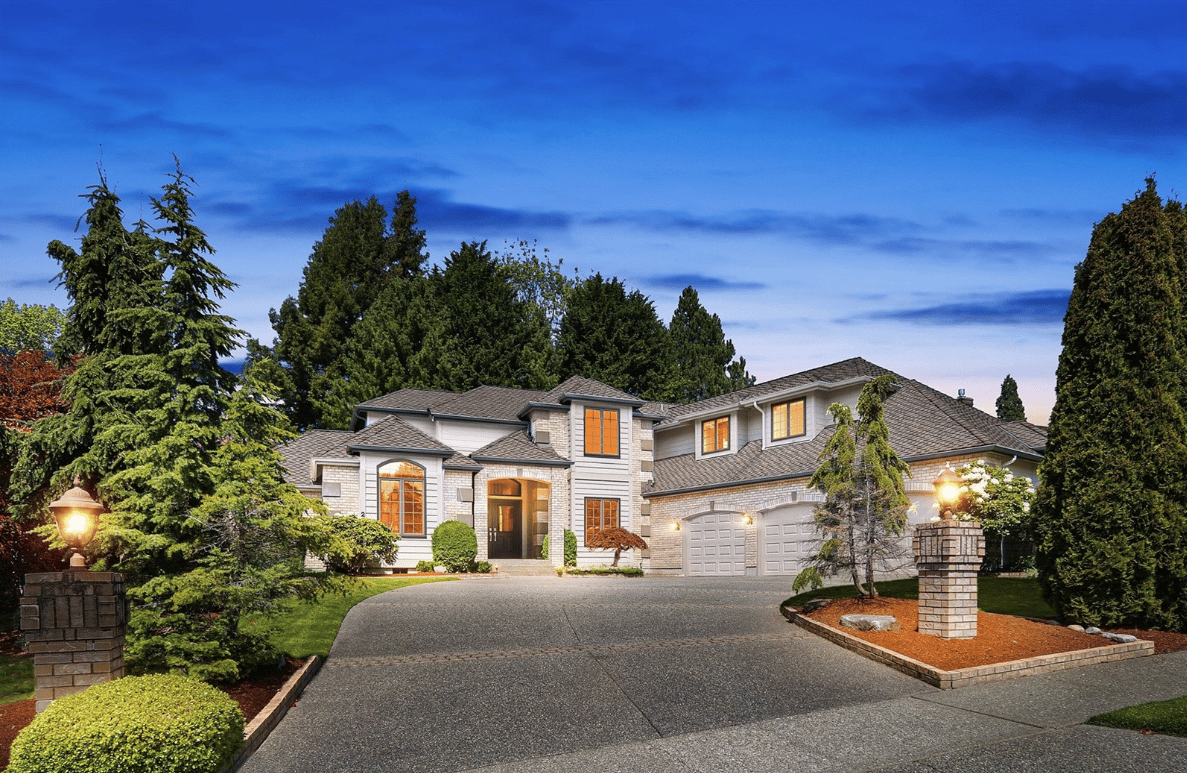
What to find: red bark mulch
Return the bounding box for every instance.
[802,597,1187,671]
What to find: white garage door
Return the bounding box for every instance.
[761,505,818,576]
[687,512,746,576]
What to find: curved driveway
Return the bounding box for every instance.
[242,576,1187,773]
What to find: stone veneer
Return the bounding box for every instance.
[913,521,985,639]
[21,571,129,712]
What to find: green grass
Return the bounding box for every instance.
[782,576,1056,619]
[1088,695,1187,737]
[259,576,454,658]
[0,652,33,705]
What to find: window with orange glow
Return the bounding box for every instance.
[772,399,806,441]
[584,408,619,456]
[379,460,425,536]
[701,416,730,454]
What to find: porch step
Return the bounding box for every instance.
[493,559,556,577]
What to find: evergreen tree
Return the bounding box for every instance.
[556,274,673,400]
[794,375,911,598]
[413,241,556,393]
[995,374,1026,421]
[11,163,338,679]
[266,192,427,429]
[667,286,752,402]
[1034,179,1187,631]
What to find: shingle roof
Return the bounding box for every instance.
[655,357,892,427]
[277,430,354,487]
[432,385,549,421]
[648,365,1046,497]
[444,452,483,470]
[540,375,643,406]
[1003,420,1048,453]
[471,431,572,467]
[358,388,457,412]
[347,415,455,456]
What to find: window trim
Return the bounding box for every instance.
[701,415,730,455]
[583,497,620,546]
[771,398,807,442]
[378,459,426,537]
[583,407,620,458]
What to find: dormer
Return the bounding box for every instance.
[696,411,737,460]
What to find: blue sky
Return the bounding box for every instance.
[4,1,1185,423]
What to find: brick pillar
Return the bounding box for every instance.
[913,522,985,639]
[20,571,129,713]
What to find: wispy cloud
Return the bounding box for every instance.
[871,237,1056,258]
[644,273,766,291]
[589,209,918,243]
[852,289,1070,325]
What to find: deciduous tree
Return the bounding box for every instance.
[0,300,65,355]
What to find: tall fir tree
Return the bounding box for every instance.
[995,374,1026,422]
[667,286,752,402]
[11,163,338,679]
[1034,179,1187,631]
[266,192,427,429]
[412,241,556,393]
[556,274,673,400]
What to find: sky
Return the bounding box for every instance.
[4,1,1186,424]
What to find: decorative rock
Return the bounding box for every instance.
[802,599,833,613]
[1102,632,1137,643]
[1085,626,1102,635]
[1067,624,1085,632]
[839,614,900,632]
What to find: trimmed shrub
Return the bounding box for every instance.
[431,520,477,572]
[541,529,577,566]
[414,559,436,572]
[9,673,244,773]
[314,513,399,573]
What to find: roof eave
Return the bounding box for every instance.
[347,444,454,458]
[470,455,572,468]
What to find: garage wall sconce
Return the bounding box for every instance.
[669,521,681,532]
[741,514,754,526]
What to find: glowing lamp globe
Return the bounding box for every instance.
[47,479,104,569]
[933,469,962,520]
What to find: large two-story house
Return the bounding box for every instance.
[280,358,1046,576]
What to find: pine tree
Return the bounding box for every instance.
[667,286,751,402]
[1034,179,1187,631]
[556,274,673,400]
[995,375,1026,421]
[412,241,556,392]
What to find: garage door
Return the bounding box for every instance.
[687,512,746,576]
[761,505,818,576]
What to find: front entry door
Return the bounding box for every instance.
[488,501,522,559]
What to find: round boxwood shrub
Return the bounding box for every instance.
[9,674,245,773]
[431,520,478,572]
[315,513,400,573]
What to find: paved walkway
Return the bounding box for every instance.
[240,577,1187,773]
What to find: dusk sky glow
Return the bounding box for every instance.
[5,1,1186,423]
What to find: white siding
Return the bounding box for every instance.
[359,450,444,568]
[436,420,521,454]
[569,401,636,566]
[654,426,695,460]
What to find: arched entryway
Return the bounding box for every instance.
[486,478,550,559]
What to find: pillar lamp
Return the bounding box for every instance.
[47,477,103,569]
[933,468,962,520]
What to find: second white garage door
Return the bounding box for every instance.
[686,512,746,576]
[760,504,818,576]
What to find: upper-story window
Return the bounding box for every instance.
[772,398,806,441]
[702,416,730,454]
[584,407,619,457]
[379,460,425,536]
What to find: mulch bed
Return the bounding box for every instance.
[801,597,1187,671]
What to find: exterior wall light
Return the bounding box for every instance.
[933,469,961,521]
[669,521,681,532]
[742,514,754,526]
[47,477,104,569]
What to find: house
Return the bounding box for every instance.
[279,358,1046,575]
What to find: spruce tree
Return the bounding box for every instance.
[1034,179,1187,631]
[556,274,673,400]
[995,375,1026,421]
[667,286,751,402]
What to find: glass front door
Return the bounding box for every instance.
[488,501,522,559]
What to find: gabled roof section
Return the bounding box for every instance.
[444,451,483,471]
[358,388,457,413]
[277,430,354,487]
[885,380,1042,461]
[431,385,548,422]
[471,431,572,467]
[655,357,893,428]
[347,415,455,457]
[1003,420,1048,453]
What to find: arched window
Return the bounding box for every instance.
[379,460,425,536]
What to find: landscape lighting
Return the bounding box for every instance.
[47,477,104,569]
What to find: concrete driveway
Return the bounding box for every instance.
[240,576,924,772]
[240,576,1187,773]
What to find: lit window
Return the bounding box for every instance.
[379,460,425,536]
[584,498,619,545]
[702,416,730,454]
[772,399,806,441]
[584,408,619,457]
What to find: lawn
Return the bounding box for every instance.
[261,575,454,658]
[783,576,1056,619]
[1089,696,1187,737]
